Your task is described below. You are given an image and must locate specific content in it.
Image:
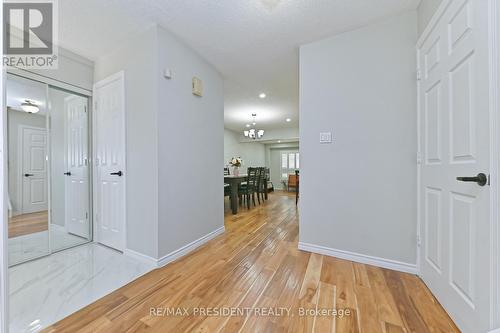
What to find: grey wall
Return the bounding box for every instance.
[94,27,160,258]
[157,25,224,258]
[299,12,417,264]
[224,129,266,169]
[417,0,443,37]
[94,25,225,260]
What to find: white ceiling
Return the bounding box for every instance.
[58,0,420,131]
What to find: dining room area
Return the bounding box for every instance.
[223,126,300,216]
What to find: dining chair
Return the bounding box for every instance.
[257,167,268,203]
[287,174,298,192]
[224,167,231,197]
[255,167,263,204]
[265,167,274,193]
[295,170,299,205]
[239,167,257,209]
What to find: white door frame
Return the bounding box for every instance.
[416,0,500,329]
[489,0,500,328]
[0,3,8,327]
[92,71,127,251]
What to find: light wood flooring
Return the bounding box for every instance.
[43,192,459,333]
[8,210,48,238]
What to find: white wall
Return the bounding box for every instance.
[0,3,6,329]
[299,12,417,266]
[94,26,159,258]
[417,0,443,37]
[224,129,266,169]
[10,47,94,92]
[157,26,224,258]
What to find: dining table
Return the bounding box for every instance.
[224,174,247,214]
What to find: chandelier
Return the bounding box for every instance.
[244,113,265,139]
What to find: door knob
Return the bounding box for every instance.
[456,173,488,186]
[24,173,34,177]
[64,172,71,176]
[110,171,123,176]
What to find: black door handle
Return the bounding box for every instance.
[64,172,71,176]
[110,171,123,176]
[456,173,488,186]
[24,173,34,177]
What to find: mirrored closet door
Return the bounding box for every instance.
[48,86,91,252]
[6,75,50,265]
[6,73,92,266]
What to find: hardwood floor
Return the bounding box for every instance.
[8,211,48,238]
[43,192,458,333]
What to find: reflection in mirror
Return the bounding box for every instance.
[49,87,90,251]
[6,74,49,265]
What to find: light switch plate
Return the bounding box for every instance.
[192,77,203,97]
[163,69,173,79]
[319,132,332,143]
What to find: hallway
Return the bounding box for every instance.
[44,192,458,332]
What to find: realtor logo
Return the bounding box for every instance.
[3,0,58,69]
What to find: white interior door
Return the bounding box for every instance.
[93,72,126,251]
[21,126,48,214]
[65,95,90,238]
[418,1,491,332]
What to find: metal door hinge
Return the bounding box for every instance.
[86,212,89,219]
[416,152,423,165]
[417,235,422,247]
[416,70,422,81]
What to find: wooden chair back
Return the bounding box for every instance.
[295,170,299,205]
[288,174,298,187]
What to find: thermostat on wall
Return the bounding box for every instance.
[319,132,332,143]
[192,77,203,97]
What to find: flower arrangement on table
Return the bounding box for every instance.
[229,157,243,176]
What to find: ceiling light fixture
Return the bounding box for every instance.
[246,124,251,128]
[285,118,291,122]
[259,93,266,99]
[20,100,39,113]
[244,113,265,140]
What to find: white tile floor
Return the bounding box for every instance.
[8,226,87,265]
[9,243,155,333]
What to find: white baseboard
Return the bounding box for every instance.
[298,242,418,274]
[157,226,225,267]
[123,248,158,267]
[125,226,225,268]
